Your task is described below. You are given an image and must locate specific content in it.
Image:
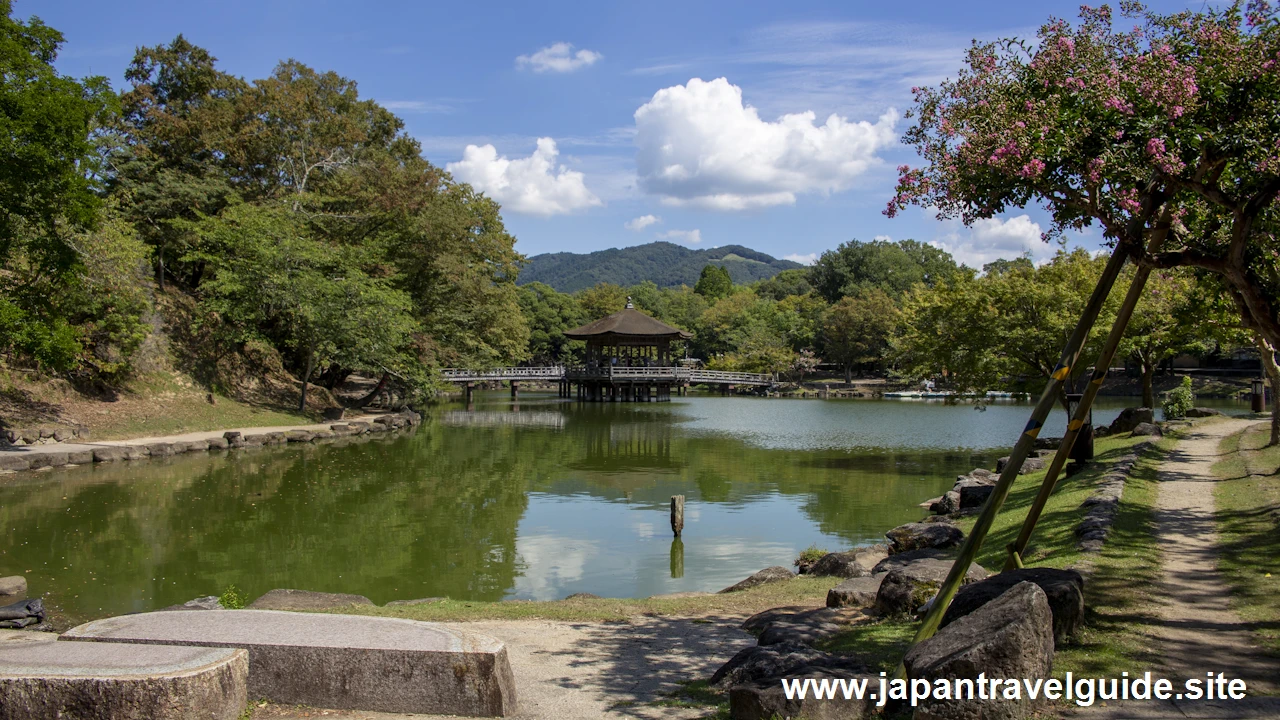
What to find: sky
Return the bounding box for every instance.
[34,0,1202,267]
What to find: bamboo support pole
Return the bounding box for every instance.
[1005,231,1166,570]
[898,243,1131,673]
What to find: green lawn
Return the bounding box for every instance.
[1212,421,1280,655]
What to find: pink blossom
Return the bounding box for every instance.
[1019,159,1047,178]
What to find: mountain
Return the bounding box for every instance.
[519,242,804,293]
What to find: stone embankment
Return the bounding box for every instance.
[0,409,422,475]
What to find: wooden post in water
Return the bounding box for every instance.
[670,495,685,537]
[510,381,519,400]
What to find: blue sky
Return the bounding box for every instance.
[35,0,1197,267]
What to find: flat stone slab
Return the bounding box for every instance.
[63,609,517,717]
[0,630,247,720]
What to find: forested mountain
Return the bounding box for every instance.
[520,242,802,292]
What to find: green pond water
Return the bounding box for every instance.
[0,393,1250,623]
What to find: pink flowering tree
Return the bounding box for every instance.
[887,1,1280,351]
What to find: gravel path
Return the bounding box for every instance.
[256,615,756,719]
[1079,419,1280,719]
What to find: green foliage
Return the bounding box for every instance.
[1162,376,1196,420]
[519,242,801,293]
[753,268,814,300]
[694,264,734,299]
[219,584,247,609]
[822,288,899,380]
[794,544,827,570]
[518,282,586,364]
[808,238,957,303]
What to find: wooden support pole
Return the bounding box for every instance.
[510,381,519,399]
[670,495,685,537]
[901,242,1131,672]
[1006,230,1167,570]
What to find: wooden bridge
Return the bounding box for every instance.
[440,366,775,402]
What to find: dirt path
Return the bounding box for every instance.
[1080,419,1280,719]
[255,615,755,720]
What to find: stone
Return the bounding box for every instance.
[729,667,874,720]
[710,641,831,687]
[873,557,989,617]
[124,446,149,460]
[885,522,964,554]
[0,599,43,629]
[182,440,210,453]
[0,578,25,603]
[92,446,129,462]
[931,491,961,515]
[66,450,93,464]
[323,407,346,421]
[247,588,374,611]
[826,576,883,608]
[162,596,225,611]
[385,597,447,607]
[809,545,888,578]
[347,421,371,433]
[265,432,287,445]
[0,630,248,720]
[719,566,796,593]
[1186,407,1223,418]
[146,442,175,457]
[63,610,517,716]
[1033,437,1061,450]
[52,428,73,442]
[1131,422,1163,437]
[752,608,858,647]
[904,582,1055,720]
[285,430,314,443]
[0,455,30,472]
[242,434,267,447]
[995,456,1045,474]
[959,483,995,509]
[1110,406,1154,433]
[27,452,69,470]
[941,568,1084,647]
[207,437,229,450]
[223,431,243,448]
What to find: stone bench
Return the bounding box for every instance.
[0,630,247,720]
[63,609,517,717]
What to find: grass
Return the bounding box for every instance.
[336,576,841,623]
[1212,420,1280,654]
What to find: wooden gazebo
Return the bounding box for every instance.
[561,298,692,402]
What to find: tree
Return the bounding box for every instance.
[694,264,734,299]
[0,1,116,371]
[754,268,813,300]
[808,239,956,303]
[518,282,586,365]
[576,282,630,321]
[887,2,1280,360]
[821,289,900,383]
[894,249,1118,409]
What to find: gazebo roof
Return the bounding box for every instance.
[564,299,692,340]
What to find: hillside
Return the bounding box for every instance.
[519,242,803,292]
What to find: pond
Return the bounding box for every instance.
[0,393,1250,623]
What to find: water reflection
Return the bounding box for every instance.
[0,392,1249,620]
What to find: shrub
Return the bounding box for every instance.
[219,585,247,609]
[794,544,828,574]
[1162,376,1195,420]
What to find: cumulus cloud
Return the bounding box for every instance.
[658,229,702,244]
[928,215,1051,269]
[446,138,601,216]
[783,253,818,265]
[625,214,660,231]
[516,42,602,73]
[634,77,897,210]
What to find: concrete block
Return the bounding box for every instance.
[64,610,517,717]
[0,630,247,720]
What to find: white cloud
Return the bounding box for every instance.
[446,138,602,216]
[783,253,818,265]
[928,215,1051,269]
[516,42,602,73]
[625,214,660,231]
[658,229,702,244]
[378,99,458,114]
[634,77,897,210]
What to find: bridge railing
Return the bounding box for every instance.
[440,366,565,381]
[440,365,774,386]
[689,370,775,384]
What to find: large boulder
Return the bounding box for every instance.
[809,545,889,578]
[729,667,874,720]
[941,568,1084,646]
[742,607,858,647]
[1131,422,1163,437]
[885,522,964,554]
[0,577,26,603]
[1109,406,1154,433]
[720,566,795,593]
[1186,407,1223,418]
[826,576,884,608]
[930,491,961,515]
[959,484,994,509]
[904,582,1055,720]
[995,456,1045,474]
[710,641,835,687]
[873,556,989,617]
[246,589,374,611]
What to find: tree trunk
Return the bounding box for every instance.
[352,371,390,408]
[299,343,315,413]
[844,364,852,384]
[1141,361,1156,409]
[1258,335,1280,447]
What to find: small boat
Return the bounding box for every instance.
[883,391,922,398]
